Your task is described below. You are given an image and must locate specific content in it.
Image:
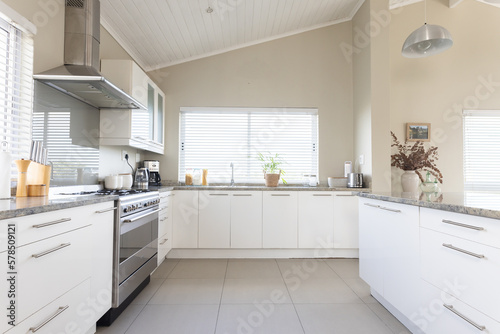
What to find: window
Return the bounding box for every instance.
[463,110,500,191]
[0,12,34,178]
[179,107,318,184]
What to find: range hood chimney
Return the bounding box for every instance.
[33,0,146,110]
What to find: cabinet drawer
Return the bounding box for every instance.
[158,232,171,266]
[158,215,172,242]
[421,227,500,321]
[417,279,500,334]
[421,207,500,248]
[3,202,115,248]
[7,279,92,334]
[17,226,92,322]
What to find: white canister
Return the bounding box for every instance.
[344,161,353,177]
[105,175,122,190]
[120,174,133,189]
[0,141,12,199]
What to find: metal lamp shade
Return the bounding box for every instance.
[402,24,453,58]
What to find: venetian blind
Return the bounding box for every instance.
[0,15,34,177]
[179,107,319,184]
[463,110,500,191]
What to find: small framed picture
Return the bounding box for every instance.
[406,123,431,142]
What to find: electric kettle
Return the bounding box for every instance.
[135,168,149,190]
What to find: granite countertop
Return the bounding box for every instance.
[151,185,370,192]
[0,194,118,220]
[359,191,500,220]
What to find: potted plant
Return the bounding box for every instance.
[391,131,443,192]
[257,152,287,187]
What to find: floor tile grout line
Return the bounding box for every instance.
[213,259,229,334]
[122,303,147,334]
[276,259,307,334]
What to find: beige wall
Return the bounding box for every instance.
[352,0,373,187]
[389,0,500,192]
[146,24,355,184]
[3,0,141,178]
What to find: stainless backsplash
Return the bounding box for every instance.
[32,81,100,186]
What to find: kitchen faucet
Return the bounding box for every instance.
[230,162,234,186]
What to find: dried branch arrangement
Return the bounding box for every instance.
[391,131,443,183]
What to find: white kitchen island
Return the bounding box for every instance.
[358,192,500,334]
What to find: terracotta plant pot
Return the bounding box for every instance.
[264,171,281,187]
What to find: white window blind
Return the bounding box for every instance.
[179,107,318,184]
[0,15,34,177]
[463,110,500,191]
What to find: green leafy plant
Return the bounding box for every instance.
[257,152,287,184]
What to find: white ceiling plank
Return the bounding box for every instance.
[244,0,254,43]
[100,0,365,71]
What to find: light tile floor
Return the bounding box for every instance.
[96,258,411,334]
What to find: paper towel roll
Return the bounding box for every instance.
[0,142,12,199]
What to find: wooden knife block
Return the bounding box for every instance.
[26,162,51,196]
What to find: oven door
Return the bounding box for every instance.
[119,206,159,285]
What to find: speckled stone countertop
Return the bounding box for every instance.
[0,195,118,220]
[150,185,370,192]
[358,191,500,220]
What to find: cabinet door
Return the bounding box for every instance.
[172,191,199,248]
[231,192,263,248]
[91,202,115,320]
[359,198,386,294]
[381,201,420,319]
[333,192,359,248]
[156,90,164,146]
[263,192,298,248]
[199,191,230,248]
[298,192,334,249]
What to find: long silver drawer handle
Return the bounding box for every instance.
[160,238,168,245]
[313,194,332,196]
[32,218,71,228]
[32,243,71,258]
[443,304,485,331]
[380,207,401,213]
[335,194,354,197]
[442,219,484,231]
[442,243,485,259]
[160,217,168,222]
[233,194,252,196]
[30,305,69,332]
[95,207,117,214]
[364,203,380,208]
[123,209,161,223]
[209,194,229,196]
[271,194,290,196]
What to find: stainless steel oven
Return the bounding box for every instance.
[99,190,160,325]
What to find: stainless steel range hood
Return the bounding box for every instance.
[33,0,146,110]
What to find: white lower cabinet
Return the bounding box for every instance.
[359,198,420,320]
[263,192,298,248]
[7,279,92,334]
[333,192,359,248]
[158,192,173,265]
[198,191,231,248]
[417,279,500,334]
[172,190,199,248]
[298,192,334,248]
[230,192,263,248]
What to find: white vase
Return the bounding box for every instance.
[401,170,420,193]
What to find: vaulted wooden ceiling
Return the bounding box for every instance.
[100,0,365,71]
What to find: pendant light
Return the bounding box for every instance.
[401,0,453,58]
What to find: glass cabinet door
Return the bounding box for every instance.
[148,83,154,141]
[156,92,164,145]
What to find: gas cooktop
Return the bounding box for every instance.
[56,189,154,197]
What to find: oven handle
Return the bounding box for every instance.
[123,209,160,223]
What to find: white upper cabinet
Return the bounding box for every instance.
[100,59,164,154]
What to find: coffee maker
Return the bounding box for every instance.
[143,160,161,186]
